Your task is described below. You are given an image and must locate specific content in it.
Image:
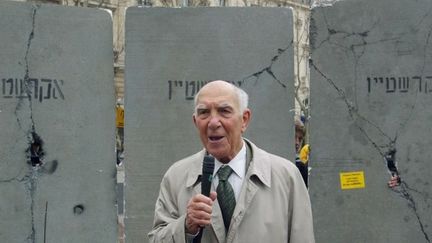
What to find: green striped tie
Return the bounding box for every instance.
[217,165,236,231]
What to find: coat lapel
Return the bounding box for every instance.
[226,141,260,242]
[226,176,259,243]
[226,140,272,243]
[211,198,226,242]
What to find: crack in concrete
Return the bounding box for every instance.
[312,9,400,54]
[24,169,39,243]
[421,28,432,72]
[310,58,430,242]
[0,166,26,183]
[26,6,38,243]
[397,181,431,243]
[310,10,432,237]
[12,5,41,243]
[311,9,403,101]
[44,201,48,243]
[241,42,293,88]
[14,5,58,242]
[312,11,403,111]
[309,59,393,153]
[415,8,432,77]
[15,5,38,131]
[311,8,424,150]
[412,5,432,55]
[387,11,432,152]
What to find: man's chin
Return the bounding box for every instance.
[206,150,230,163]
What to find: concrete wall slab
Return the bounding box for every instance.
[310,0,432,242]
[0,2,117,242]
[125,7,295,241]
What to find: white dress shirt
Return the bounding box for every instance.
[212,142,246,201]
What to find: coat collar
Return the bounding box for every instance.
[185,150,206,188]
[244,139,271,188]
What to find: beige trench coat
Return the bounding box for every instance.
[149,139,315,243]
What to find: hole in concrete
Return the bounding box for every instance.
[385,148,401,186]
[73,204,85,215]
[26,132,45,167]
[385,148,398,176]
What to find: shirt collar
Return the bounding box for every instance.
[213,141,246,179]
[186,139,272,188]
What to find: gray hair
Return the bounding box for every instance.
[236,85,249,113]
[194,81,249,113]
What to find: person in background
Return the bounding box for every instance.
[149,80,315,243]
[385,148,401,188]
[295,117,309,187]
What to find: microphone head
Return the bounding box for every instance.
[202,155,215,174]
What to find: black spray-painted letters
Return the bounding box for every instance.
[367,76,432,94]
[168,80,242,100]
[2,78,65,102]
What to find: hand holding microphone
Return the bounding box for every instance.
[185,155,216,239]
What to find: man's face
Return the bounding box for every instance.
[295,130,304,153]
[193,82,250,163]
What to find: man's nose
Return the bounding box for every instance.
[208,113,221,129]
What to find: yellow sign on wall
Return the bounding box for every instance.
[340,171,365,190]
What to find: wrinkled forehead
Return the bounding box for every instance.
[195,100,234,110]
[195,84,239,107]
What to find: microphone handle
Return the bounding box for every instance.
[193,154,214,243]
[193,228,204,243]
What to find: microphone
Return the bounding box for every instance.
[201,154,215,197]
[193,154,214,243]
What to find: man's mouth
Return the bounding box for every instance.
[209,136,224,142]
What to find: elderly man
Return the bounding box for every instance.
[149,80,315,243]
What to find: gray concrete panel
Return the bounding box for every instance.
[0,2,116,242]
[310,0,432,242]
[125,7,295,241]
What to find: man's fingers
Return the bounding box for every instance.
[185,193,215,233]
[188,205,213,220]
[209,191,217,201]
[189,201,212,214]
[191,194,214,205]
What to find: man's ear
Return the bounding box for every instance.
[193,114,197,127]
[241,109,251,133]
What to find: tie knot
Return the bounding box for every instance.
[218,165,233,181]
